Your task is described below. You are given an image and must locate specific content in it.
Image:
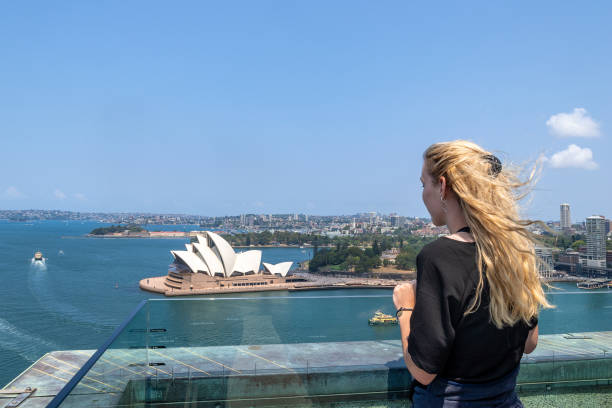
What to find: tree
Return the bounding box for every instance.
[345,255,360,271]
[372,239,381,256]
[396,246,417,270]
[571,240,586,251]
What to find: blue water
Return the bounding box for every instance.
[0,220,611,387]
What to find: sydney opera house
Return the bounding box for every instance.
[140,231,305,295]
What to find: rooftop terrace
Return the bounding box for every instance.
[2,297,611,407]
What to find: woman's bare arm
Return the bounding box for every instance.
[524,325,538,354]
[397,312,437,385]
[394,282,437,385]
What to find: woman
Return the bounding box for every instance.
[393,141,550,407]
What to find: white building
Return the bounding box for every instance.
[170,231,292,277]
[560,203,571,231]
[585,215,606,268]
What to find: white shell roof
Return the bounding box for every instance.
[207,231,236,275]
[231,250,262,276]
[262,261,293,277]
[170,232,287,278]
[193,242,225,276]
[171,250,210,275]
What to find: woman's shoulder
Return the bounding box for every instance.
[418,236,475,258]
[417,237,478,286]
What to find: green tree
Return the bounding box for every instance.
[372,239,381,256]
[345,255,360,271]
[396,246,418,270]
[571,240,586,250]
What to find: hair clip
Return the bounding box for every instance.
[483,154,502,177]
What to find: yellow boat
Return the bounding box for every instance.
[368,311,398,326]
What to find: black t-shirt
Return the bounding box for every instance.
[407,237,537,383]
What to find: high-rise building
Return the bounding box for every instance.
[560,203,571,231]
[390,214,401,227]
[585,215,606,268]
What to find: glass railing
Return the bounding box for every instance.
[46,296,612,407]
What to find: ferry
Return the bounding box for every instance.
[576,280,609,290]
[33,251,43,262]
[368,311,398,326]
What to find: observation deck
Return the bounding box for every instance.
[2,297,611,407]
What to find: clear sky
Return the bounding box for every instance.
[1,1,610,221]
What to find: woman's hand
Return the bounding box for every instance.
[393,280,417,310]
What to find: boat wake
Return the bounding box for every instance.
[30,258,47,270]
[0,317,60,363]
[27,267,109,328]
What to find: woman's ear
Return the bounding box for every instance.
[439,176,447,198]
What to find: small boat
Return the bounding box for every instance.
[34,251,43,261]
[368,311,398,326]
[577,281,607,289]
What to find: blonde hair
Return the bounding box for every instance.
[424,140,552,328]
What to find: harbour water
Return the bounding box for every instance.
[1,220,611,387]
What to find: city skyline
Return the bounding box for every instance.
[0,206,607,225]
[1,2,611,220]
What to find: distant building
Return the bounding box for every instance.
[140,231,302,296]
[381,248,400,264]
[585,216,606,268]
[556,250,581,275]
[560,203,571,232]
[390,215,403,228]
[172,231,292,277]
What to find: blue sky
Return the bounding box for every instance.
[0,1,610,221]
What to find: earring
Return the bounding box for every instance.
[440,196,447,213]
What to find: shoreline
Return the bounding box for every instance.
[138,273,598,297]
[73,234,328,247]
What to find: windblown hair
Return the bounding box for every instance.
[424,140,552,328]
